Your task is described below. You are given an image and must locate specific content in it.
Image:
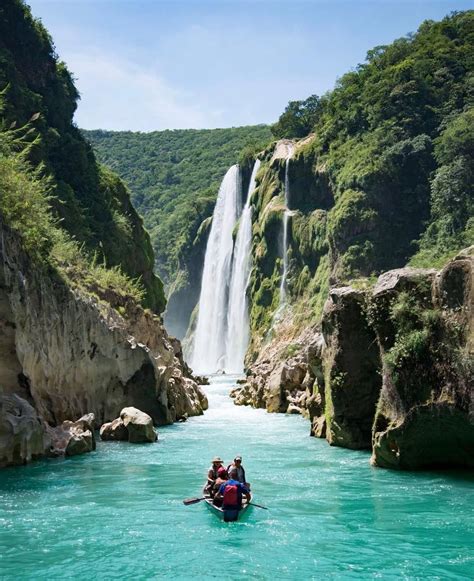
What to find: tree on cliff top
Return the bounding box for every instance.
[271,95,322,139]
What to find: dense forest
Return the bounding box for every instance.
[0,0,165,312]
[270,10,473,279]
[83,126,272,287]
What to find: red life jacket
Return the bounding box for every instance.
[223,483,239,507]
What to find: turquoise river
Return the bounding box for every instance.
[1,376,473,580]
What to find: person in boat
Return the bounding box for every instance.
[212,466,228,505]
[215,477,251,511]
[227,456,247,485]
[205,456,224,494]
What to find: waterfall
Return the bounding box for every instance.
[279,144,294,305]
[225,159,261,373]
[190,165,241,374]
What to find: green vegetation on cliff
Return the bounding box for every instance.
[276,10,473,275]
[0,0,165,312]
[247,11,473,356]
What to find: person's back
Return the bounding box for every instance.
[218,479,250,510]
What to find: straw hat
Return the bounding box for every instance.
[212,456,223,464]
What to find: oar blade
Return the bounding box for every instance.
[183,497,205,506]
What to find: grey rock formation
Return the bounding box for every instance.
[100,407,157,443]
[121,407,157,443]
[48,413,96,457]
[230,330,321,416]
[370,253,474,469]
[321,286,382,449]
[0,393,49,467]
[100,417,129,441]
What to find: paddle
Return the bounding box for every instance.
[183,497,269,510]
[183,497,206,505]
[249,502,268,510]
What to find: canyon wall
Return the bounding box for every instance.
[0,215,207,469]
[233,248,473,469]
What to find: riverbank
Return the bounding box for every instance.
[1,376,473,579]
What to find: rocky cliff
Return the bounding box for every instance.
[233,249,473,469]
[0,220,207,467]
[369,251,473,469]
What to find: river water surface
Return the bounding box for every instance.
[1,376,473,579]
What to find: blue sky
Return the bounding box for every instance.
[27,0,473,131]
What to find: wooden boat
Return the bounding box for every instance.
[203,486,252,522]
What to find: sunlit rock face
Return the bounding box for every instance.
[230,327,321,417]
[0,221,207,467]
[100,407,157,444]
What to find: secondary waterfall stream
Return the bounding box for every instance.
[191,160,260,374]
[1,376,472,579]
[279,144,294,306]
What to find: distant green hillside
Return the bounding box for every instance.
[83,126,272,286]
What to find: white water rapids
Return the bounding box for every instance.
[190,160,260,374]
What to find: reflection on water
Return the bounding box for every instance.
[0,376,473,579]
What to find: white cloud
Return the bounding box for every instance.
[67,50,224,131]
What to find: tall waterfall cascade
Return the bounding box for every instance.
[190,160,260,375]
[225,159,261,373]
[190,165,241,374]
[279,144,294,305]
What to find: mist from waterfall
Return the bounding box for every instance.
[190,165,241,374]
[225,159,261,373]
[279,145,294,305]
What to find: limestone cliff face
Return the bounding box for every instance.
[231,326,321,417]
[313,252,473,468]
[0,394,50,468]
[321,287,381,450]
[236,245,473,470]
[0,221,207,467]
